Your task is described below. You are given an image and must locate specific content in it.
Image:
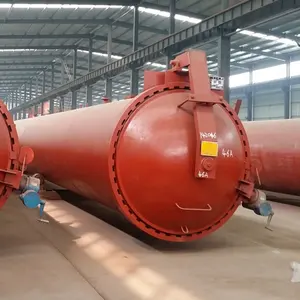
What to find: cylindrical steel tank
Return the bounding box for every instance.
[0,100,34,208]
[244,119,300,196]
[15,51,254,242]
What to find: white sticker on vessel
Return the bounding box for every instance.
[222,148,234,158]
[198,171,209,178]
[200,132,217,139]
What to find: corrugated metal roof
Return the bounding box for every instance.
[0,1,300,104]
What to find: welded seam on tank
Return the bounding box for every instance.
[110,87,250,240]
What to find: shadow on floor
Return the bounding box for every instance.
[56,190,300,252]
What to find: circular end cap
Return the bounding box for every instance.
[112,89,248,241]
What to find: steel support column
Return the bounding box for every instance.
[12,91,15,108]
[60,60,65,112]
[13,91,16,120]
[19,88,23,119]
[105,25,113,99]
[22,83,27,119]
[71,48,77,110]
[50,63,54,114]
[41,70,46,115]
[218,35,231,102]
[246,69,253,121]
[246,91,253,121]
[42,70,46,94]
[16,90,18,109]
[60,96,64,112]
[34,104,38,116]
[283,58,291,119]
[35,76,39,97]
[12,91,16,120]
[130,5,139,96]
[16,89,20,120]
[29,80,32,101]
[5,95,8,109]
[86,37,93,106]
[32,80,38,116]
[166,0,176,68]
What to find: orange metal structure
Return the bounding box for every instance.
[16,51,255,241]
[0,100,34,208]
[244,119,300,196]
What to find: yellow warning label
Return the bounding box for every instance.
[201,141,219,157]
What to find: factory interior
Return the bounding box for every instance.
[1,0,300,299]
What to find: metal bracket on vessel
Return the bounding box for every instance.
[237,179,255,200]
[171,51,223,180]
[233,99,242,115]
[239,181,275,230]
[0,146,35,189]
[0,168,21,189]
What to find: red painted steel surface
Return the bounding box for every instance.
[244,119,300,196]
[16,51,252,241]
[0,100,33,208]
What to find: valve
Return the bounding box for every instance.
[19,174,49,223]
[242,189,274,230]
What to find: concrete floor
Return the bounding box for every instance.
[1,194,300,300]
[0,196,103,300]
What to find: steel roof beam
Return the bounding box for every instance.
[0,78,61,83]
[1,74,128,87]
[0,49,123,61]
[251,27,300,44]
[231,75,300,93]
[0,54,61,60]
[93,35,145,47]
[77,46,122,57]
[0,79,32,81]
[205,40,288,63]
[231,46,287,61]
[142,2,207,19]
[0,74,39,77]
[207,55,250,70]
[0,19,167,35]
[0,85,22,88]
[0,45,122,56]
[0,34,90,39]
[0,62,53,66]
[10,0,300,113]
[0,68,46,72]
[0,45,75,50]
[0,54,101,65]
[0,33,144,47]
[0,0,141,4]
[109,20,167,35]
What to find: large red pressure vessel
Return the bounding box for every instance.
[16,51,255,241]
[0,100,34,208]
[244,119,300,196]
